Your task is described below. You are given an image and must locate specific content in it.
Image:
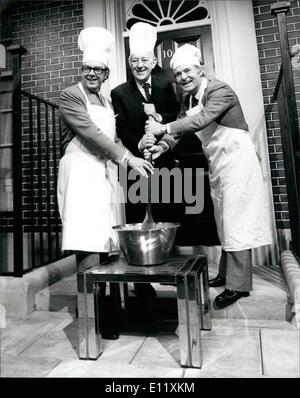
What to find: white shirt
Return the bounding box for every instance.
[136,76,152,101]
[136,76,164,152]
[188,77,208,109]
[166,77,208,134]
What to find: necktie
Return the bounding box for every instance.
[191,96,198,108]
[143,82,151,103]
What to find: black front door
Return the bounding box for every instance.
[124,25,220,245]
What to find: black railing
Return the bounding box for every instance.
[21,89,65,272]
[272,2,300,259]
[0,44,69,277]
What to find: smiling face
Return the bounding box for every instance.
[174,64,203,96]
[129,51,157,85]
[81,61,109,93]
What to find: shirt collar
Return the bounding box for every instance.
[189,77,208,109]
[194,77,208,102]
[136,76,152,91]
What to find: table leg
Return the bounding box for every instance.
[176,272,202,368]
[176,273,189,367]
[77,272,102,359]
[176,255,212,368]
[187,270,203,368]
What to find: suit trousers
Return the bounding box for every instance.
[218,249,252,292]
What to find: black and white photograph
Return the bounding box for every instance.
[0,0,299,382]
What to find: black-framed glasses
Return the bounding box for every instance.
[82,65,109,76]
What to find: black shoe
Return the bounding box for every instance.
[209,274,226,287]
[214,289,249,310]
[133,283,157,299]
[101,331,119,340]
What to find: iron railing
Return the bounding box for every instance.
[20,89,65,273]
[272,2,300,259]
[0,43,68,276]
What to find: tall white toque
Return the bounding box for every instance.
[170,43,202,71]
[78,26,115,67]
[129,22,157,55]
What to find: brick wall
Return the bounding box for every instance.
[0,1,84,270]
[10,0,83,103]
[253,0,300,229]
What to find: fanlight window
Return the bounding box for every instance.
[126,0,210,29]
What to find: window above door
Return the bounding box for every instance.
[126,0,210,30]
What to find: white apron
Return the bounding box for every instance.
[57,83,125,252]
[188,90,273,251]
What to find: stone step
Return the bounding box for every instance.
[209,287,288,321]
[208,264,290,321]
[35,273,77,314]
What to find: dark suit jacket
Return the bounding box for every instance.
[111,75,180,159]
[163,79,249,150]
[59,84,128,163]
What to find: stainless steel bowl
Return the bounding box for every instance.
[113,222,180,265]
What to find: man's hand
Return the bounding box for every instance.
[138,132,157,151]
[143,145,162,161]
[143,103,161,122]
[145,119,165,136]
[144,140,169,161]
[127,156,154,177]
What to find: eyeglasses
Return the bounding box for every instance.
[82,66,109,76]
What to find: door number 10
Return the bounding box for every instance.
[163,49,173,58]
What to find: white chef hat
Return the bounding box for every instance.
[78,27,115,67]
[170,43,202,71]
[129,22,157,55]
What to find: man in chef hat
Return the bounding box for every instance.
[57,27,154,340]
[111,23,179,304]
[112,22,178,159]
[144,43,273,310]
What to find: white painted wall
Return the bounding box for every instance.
[83,0,127,98]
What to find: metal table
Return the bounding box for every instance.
[77,254,211,368]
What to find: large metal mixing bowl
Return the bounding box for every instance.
[113,222,180,265]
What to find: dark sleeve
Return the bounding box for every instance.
[168,84,235,136]
[160,83,180,124]
[111,90,142,157]
[59,88,127,163]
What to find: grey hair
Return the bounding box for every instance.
[128,52,156,63]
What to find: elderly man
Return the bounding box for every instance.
[57,27,153,339]
[145,44,272,309]
[111,22,179,220]
[111,22,179,300]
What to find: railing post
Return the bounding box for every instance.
[7,44,27,277]
[271,2,300,258]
